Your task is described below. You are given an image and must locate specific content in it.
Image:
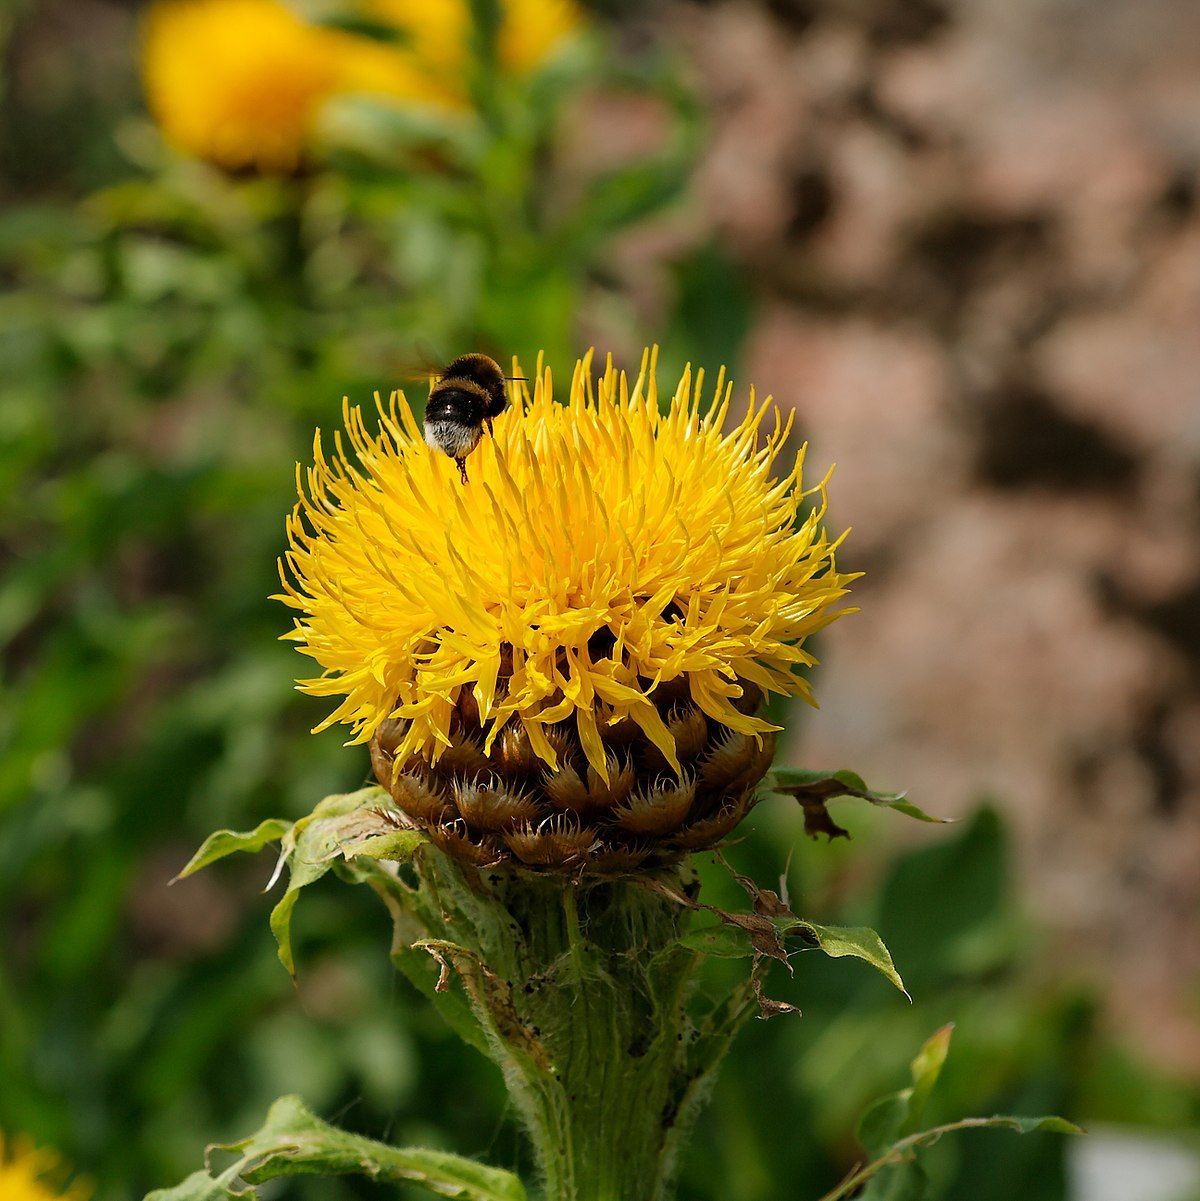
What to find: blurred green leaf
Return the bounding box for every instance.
[835,1114,1082,1201]
[858,1025,954,1158]
[829,1025,1081,1201]
[874,806,1012,994]
[662,242,755,385]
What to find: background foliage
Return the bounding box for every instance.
[1,2,1197,1199]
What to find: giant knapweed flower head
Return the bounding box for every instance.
[0,1135,88,1201]
[279,349,855,872]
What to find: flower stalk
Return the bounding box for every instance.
[390,849,750,1201]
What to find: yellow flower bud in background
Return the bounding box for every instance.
[367,0,582,81]
[142,0,348,173]
[141,0,585,172]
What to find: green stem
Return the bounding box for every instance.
[510,876,688,1201]
[406,854,742,1201]
[561,880,587,981]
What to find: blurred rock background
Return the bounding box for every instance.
[1,0,1198,1198]
[681,0,1200,1071]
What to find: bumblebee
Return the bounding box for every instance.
[422,353,510,483]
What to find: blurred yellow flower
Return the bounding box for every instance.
[367,0,582,85]
[278,349,856,778]
[142,0,584,171]
[142,0,348,172]
[0,1135,88,1201]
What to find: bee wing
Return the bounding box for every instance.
[394,340,448,385]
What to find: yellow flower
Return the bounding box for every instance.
[363,0,583,99]
[0,1135,88,1201]
[497,0,582,73]
[141,0,585,170]
[142,0,349,172]
[278,348,856,782]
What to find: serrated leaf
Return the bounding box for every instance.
[173,819,293,882]
[146,1094,527,1201]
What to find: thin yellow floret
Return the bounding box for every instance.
[278,349,856,779]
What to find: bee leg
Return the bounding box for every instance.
[456,457,470,485]
[484,416,494,436]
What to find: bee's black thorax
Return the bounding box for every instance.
[437,353,508,420]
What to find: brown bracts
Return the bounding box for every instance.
[368,682,776,874]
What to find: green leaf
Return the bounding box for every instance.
[858,1092,914,1163]
[573,158,690,240]
[765,768,949,840]
[680,917,907,996]
[857,1161,927,1201]
[145,1168,244,1201]
[940,1115,1083,1137]
[824,1116,1082,1201]
[858,1025,954,1157]
[343,826,427,862]
[173,819,293,882]
[145,1094,527,1201]
[663,242,755,392]
[876,806,1012,993]
[906,1023,954,1130]
[824,1026,1082,1201]
[212,787,427,975]
[793,921,909,998]
[677,923,757,958]
[254,787,425,976]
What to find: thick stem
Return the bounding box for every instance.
[405,854,735,1201]
[523,881,693,1201]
